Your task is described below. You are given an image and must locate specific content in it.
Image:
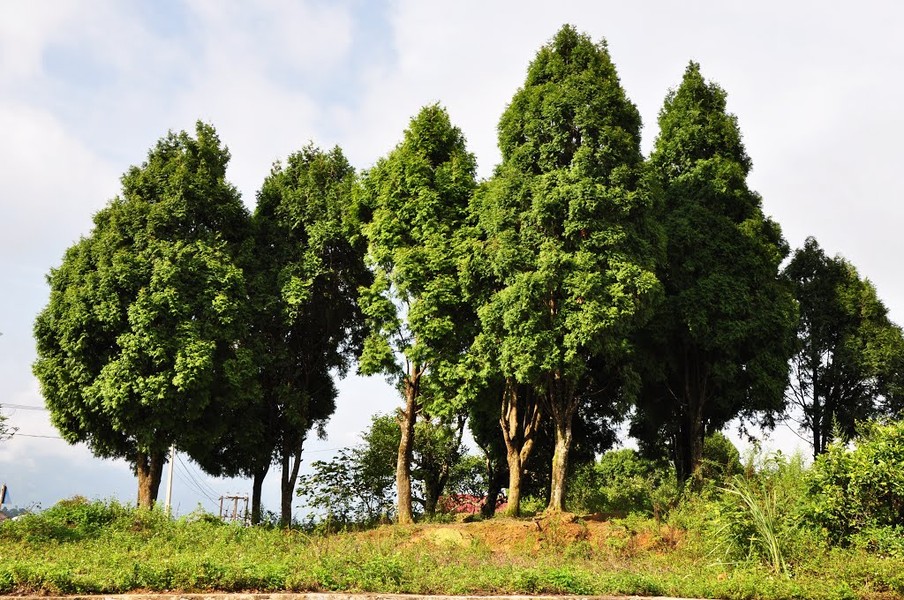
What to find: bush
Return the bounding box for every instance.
[701,431,743,481]
[807,419,904,547]
[675,450,817,576]
[567,449,677,517]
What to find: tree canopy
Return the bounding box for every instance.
[784,237,904,456]
[630,62,796,484]
[33,122,256,507]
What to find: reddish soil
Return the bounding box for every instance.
[403,513,683,556]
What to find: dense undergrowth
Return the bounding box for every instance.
[3,424,904,599]
[0,496,902,599]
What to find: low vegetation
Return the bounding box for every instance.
[3,422,904,599]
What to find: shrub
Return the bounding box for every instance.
[701,431,743,481]
[807,419,904,546]
[682,450,814,576]
[567,449,677,517]
[0,497,138,543]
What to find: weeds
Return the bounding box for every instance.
[1,485,902,599]
[720,475,792,576]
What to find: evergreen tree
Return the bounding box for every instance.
[33,123,256,507]
[631,63,796,483]
[188,144,370,525]
[473,25,659,512]
[784,237,904,456]
[357,104,477,523]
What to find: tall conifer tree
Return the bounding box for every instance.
[473,26,659,512]
[631,63,796,483]
[357,105,477,523]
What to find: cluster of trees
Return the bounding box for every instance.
[33,25,904,524]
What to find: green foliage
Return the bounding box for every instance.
[32,122,255,504]
[446,454,488,498]
[297,412,473,525]
[632,62,796,483]
[357,103,477,386]
[784,237,904,456]
[7,494,904,600]
[0,409,14,441]
[357,103,477,523]
[567,448,677,516]
[475,24,656,389]
[0,497,167,544]
[238,142,369,525]
[3,496,904,598]
[473,25,659,510]
[700,431,743,481]
[807,419,904,548]
[297,415,397,528]
[679,450,814,576]
[296,447,393,529]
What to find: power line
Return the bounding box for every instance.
[173,466,217,508]
[177,455,221,499]
[2,404,47,411]
[9,433,62,440]
[173,465,218,506]
[175,455,219,505]
[306,447,343,454]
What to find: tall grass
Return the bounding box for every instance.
[704,451,812,576]
[720,475,792,576]
[2,493,903,598]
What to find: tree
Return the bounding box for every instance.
[412,413,467,517]
[192,144,370,526]
[472,25,659,512]
[33,123,256,507]
[298,412,468,524]
[784,237,904,457]
[357,104,477,523]
[631,62,796,484]
[465,379,510,517]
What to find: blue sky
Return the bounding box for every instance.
[3,0,904,516]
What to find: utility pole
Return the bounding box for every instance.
[163,445,175,516]
[218,494,249,524]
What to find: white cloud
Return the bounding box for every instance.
[186,0,353,76]
[0,102,118,264]
[0,2,79,81]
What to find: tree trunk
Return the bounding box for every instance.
[136,449,165,509]
[676,353,708,487]
[280,438,303,527]
[396,369,420,524]
[424,479,440,518]
[547,417,573,512]
[811,354,824,458]
[505,445,523,516]
[499,379,541,517]
[481,459,506,518]
[251,463,269,525]
[543,371,577,513]
[676,394,705,487]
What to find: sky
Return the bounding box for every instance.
[2,0,904,517]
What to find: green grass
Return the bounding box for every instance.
[1,498,902,599]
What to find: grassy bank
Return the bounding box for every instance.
[1,498,903,599]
